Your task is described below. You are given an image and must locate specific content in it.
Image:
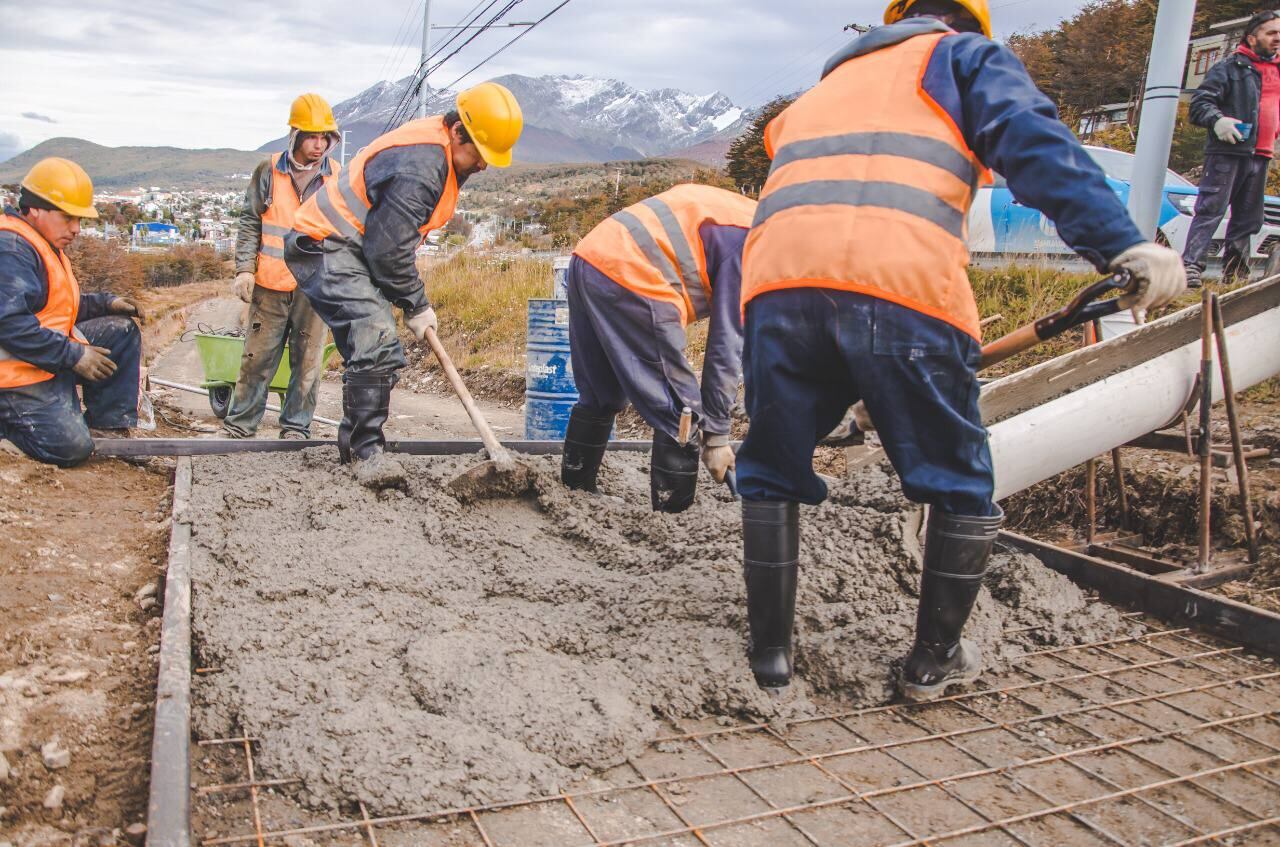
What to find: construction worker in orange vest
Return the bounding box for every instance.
[563,184,757,511]
[0,158,145,466]
[223,93,342,440]
[287,82,523,486]
[563,184,756,511]
[735,0,1186,700]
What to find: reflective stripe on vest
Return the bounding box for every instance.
[256,153,341,292]
[741,31,989,340]
[0,214,81,388]
[573,184,756,325]
[292,116,458,248]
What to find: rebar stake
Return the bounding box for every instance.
[1210,293,1261,563]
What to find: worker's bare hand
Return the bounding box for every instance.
[233,272,255,303]
[701,433,735,483]
[407,306,438,341]
[73,345,117,382]
[110,297,145,323]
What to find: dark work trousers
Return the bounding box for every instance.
[222,285,328,437]
[566,256,705,442]
[1182,153,1270,272]
[285,234,406,376]
[0,316,141,467]
[736,289,994,516]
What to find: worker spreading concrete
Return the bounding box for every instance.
[735,0,1187,700]
[286,81,523,486]
[561,184,755,512]
[0,158,145,467]
[223,93,342,441]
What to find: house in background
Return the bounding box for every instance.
[132,221,183,247]
[1185,16,1250,90]
[1078,102,1132,136]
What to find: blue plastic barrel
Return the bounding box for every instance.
[525,298,577,439]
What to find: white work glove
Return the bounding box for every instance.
[1214,116,1244,144]
[1110,242,1187,324]
[406,306,438,341]
[233,272,255,303]
[701,432,735,483]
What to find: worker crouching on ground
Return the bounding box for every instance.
[0,158,144,467]
[223,93,342,440]
[735,0,1186,700]
[286,82,523,486]
[562,184,756,512]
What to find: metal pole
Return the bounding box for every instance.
[418,0,432,119]
[1210,293,1261,563]
[1127,0,1197,239]
[340,130,349,167]
[1196,288,1214,573]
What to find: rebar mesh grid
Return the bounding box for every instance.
[192,621,1280,847]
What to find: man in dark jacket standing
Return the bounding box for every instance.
[1184,11,1280,288]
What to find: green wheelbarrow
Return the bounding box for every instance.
[193,333,338,419]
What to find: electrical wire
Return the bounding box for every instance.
[382,0,521,131]
[375,0,427,88]
[435,0,573,92]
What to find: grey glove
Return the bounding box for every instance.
[233,272,255,303]
[1214,116,1244,144]
[1110,242,1187,323]
[406,306,439,341]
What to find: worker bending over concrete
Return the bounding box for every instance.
[223,93,342,440]
[736,0,1186,699]
[0,158,144,466]
[286,82,523,484]
[562,184,755,512]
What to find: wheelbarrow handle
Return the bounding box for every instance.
[979,269,1132,369]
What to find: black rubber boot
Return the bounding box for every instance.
[650,429,700,513]
[338,371,395,463]
[899,505,1005,702]
[1185,262,1203,290]
[742,500,800,692]
[561,406,614,492]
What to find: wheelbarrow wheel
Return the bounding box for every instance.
[208,385,232,419]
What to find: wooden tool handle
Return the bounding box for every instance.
[979,271,1131,369]
[677,407,692,445]
[423,326,510,461]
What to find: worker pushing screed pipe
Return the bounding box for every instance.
[285,81,523,490]
[734,0,1186,701]
[560,184,755,512]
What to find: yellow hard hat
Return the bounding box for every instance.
[288,93,338,133]
[884,0,992,38]
[455,81,523,168]
[21,157,98,219]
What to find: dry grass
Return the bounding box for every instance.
[419,251,554,371]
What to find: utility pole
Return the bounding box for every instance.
[418,0,433,119]
[613,167,622,198]
[1127,0,1196,240]
[340,130,351,167]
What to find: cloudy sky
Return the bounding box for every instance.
[1,0,1088,160]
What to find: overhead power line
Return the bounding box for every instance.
[437,0,574,92]
[383,0,522,131]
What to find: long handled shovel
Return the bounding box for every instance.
[979,270,1133,369]
[423,326,535,501]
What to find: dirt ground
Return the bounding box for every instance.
[0,451,171,845]
[1006,391,1280,612]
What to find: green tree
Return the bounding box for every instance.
[726,96,795,195]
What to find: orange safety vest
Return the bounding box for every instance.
[741,31,991,340]
[257,153,342,291]
[0,214,82,389]
[293,116,458,247]
[574,184,756,326]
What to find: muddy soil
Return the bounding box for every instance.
[1006,392,1280,613]
[0,451,172,845]
[189,450,1134,816]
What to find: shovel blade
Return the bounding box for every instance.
[448,459,535,502]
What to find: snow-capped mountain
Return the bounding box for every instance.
[259,74,747,164]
